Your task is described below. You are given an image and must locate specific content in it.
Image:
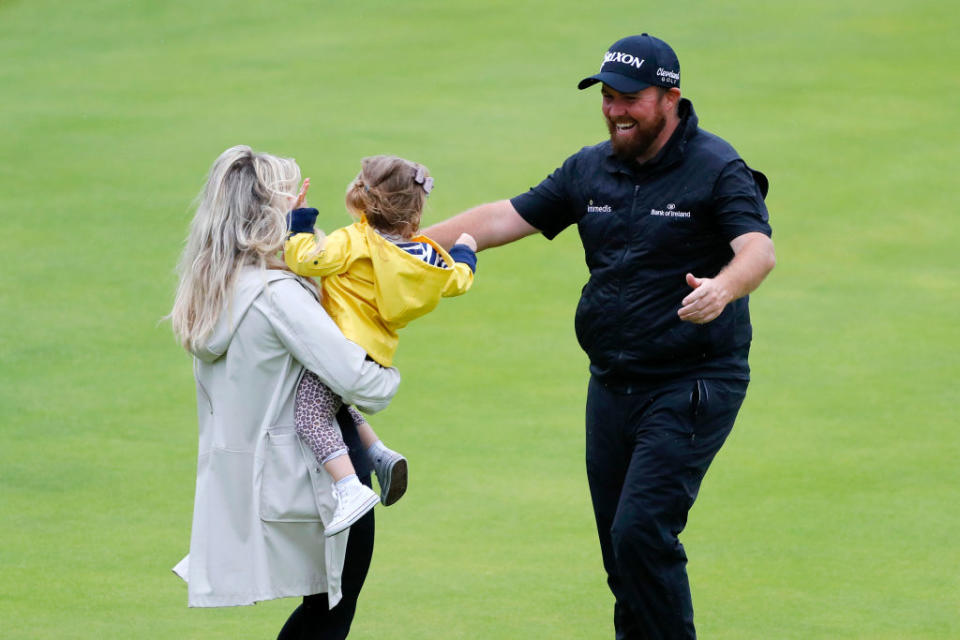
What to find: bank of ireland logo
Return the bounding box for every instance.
[586,199,612,214]
[650,203,690,218]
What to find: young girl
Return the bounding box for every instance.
[285,155,477,537]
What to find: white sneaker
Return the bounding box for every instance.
[324,480,379,537]
[371,448,408,506]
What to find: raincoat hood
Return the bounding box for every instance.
[192,269,295,363]
[362,223,458,326]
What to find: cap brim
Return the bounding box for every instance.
[577,72,654,93]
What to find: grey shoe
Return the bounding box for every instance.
[371,448,407,506]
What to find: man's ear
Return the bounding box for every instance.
[665,87,682,111]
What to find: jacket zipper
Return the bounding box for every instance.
[614,184,641,373]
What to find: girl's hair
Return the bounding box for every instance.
[344,155,431,238]
[170,145,301,352]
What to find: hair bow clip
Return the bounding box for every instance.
[414,166,434,195]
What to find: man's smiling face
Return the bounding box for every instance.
[601,84,670,163]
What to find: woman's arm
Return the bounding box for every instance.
[261,277,400,413]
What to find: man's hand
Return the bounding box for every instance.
[678,232,776,324]
[678,273,732,324]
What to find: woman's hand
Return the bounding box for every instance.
[455,232,477,252]
[292,178,311,210]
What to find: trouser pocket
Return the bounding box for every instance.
[690,379,709,420]
[690,378,747,443]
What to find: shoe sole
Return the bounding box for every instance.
[323,492,379,537]
[380,457,408,507]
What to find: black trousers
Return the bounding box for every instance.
[585,376,747,640]
[277,475,376,640]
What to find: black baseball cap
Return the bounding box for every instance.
[578,34,681,93]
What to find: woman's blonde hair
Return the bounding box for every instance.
[170,145,300,352]
[344,155,431,238]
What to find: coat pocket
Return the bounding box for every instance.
[259,428,323,522]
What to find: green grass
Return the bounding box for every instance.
[1,0,958,637]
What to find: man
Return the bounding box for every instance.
[425,34,775,639]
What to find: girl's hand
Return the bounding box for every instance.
[455,232,477,252]
[292,178,311,210]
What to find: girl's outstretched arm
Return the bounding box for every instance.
[284,208,353,277]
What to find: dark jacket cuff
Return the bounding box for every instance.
[449,244,477,273]
[288,208,319,234]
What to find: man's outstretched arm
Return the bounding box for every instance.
[423,199,538,251]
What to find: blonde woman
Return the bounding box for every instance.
[170,145,399,638]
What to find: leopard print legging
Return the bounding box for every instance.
[294,371,365,465]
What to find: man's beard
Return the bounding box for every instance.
[606,113,667,163]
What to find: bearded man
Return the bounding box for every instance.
[424,34,775,640]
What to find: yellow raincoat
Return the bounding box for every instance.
[284,218,474,367]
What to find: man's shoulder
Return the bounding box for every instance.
[686,124,768,196]
[686,125,742,166]
[553,140,613,181]
[568,140,612,164]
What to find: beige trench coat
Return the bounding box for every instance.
[172,267,400,608]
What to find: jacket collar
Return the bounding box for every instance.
[603,97,698,176]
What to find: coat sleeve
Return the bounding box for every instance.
[442,264,474,298]
[284,227,354,278]
[260,277,400,413]
[441,243,476,298]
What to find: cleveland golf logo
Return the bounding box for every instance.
[656,67,680,84]
[603,51,645,69]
